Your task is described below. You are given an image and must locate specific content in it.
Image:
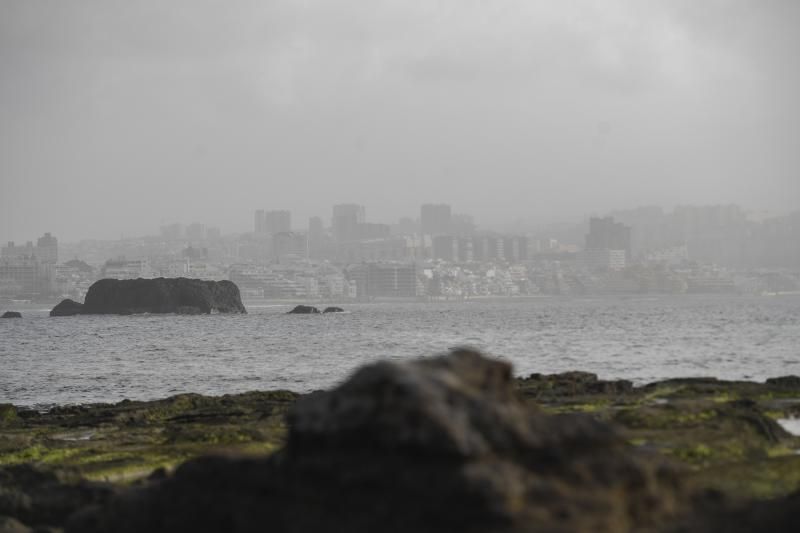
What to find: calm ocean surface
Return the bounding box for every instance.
[2,295,799,408]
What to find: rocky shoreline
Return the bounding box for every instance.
[2,351,800,532]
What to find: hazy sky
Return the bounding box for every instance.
[1,0,798,242]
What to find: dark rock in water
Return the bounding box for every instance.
[176,306,203,315]
[287,305,319,314]
[83,278,246,315]
[322,306,344,313]
[50,278,246,316]
[67,349,685,533]
[0,465,117,530]
[1,311,21,318]
[49,299,85,317]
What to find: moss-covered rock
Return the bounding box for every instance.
[0,405,18,428]
[0,390,295,486]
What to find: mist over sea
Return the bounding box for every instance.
[2,295,799,408]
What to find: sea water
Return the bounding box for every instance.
[2,295,799,407]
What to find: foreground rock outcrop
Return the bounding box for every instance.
[66,350,685,533]
[50,278,246,316]
[3,355,800,532]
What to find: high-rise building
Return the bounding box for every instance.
[584,217,631,270]
[671,205,748,266]
[309,216,323,235]
[186,223,206,242]
[420,204,452,235]
[356,223,390,240]
[264,210,291,234]
[432,235,456,261]
[394,217,418,236]
[0,232,58,295]
[585,217,631,258]
[337,237,409,263]
[502,236,529,262]
[1,241,34,261]
[0,257,55,296]
[308,216,324,259]
[36,233,58,264]
[206,227,221,240]
[332,204,365,242]
[273,231,306,261]
[450,213,475,236]
[456,237,474,262]
[2,233,58,264]
[471,235,503,261]
[160,223,184,241]
[254,210,266,234]
[583,249,628,271]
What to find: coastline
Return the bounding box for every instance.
[6,290,800,313]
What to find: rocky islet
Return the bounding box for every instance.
[49,278,246,316]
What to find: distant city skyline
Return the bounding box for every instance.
[2,201,797,245]
[3,201,798,302]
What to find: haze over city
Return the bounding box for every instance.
[2,0,799,243]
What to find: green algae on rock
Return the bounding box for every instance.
[0,390,295,485]
[517,371,800,501]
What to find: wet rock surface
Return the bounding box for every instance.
[50,278,246,316]
[1,312,21,319]
[322,306,344,313]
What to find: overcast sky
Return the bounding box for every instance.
[1,0,798,242]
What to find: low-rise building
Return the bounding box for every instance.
[102,259,154,279]
[347,262,417,298]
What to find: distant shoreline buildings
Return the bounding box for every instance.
[1,233,59,297]
[1,204,799,302]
